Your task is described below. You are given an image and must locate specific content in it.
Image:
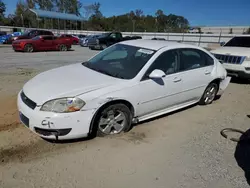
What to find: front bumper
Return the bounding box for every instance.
[12,45,23,51]
[17,92,95,140]
[223,63,250,79]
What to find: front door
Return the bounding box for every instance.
[40,36,54,50]
[136,49,185,117]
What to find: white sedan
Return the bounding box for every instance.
[17,40,231,140]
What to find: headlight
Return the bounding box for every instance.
[40,97,85,113]
[245,56,250,61]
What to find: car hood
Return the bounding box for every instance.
[23,63,122,105]
[211,47,250,57]
[13,39,32,44]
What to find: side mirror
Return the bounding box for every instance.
[220,42,225,46]
[149,69,166,79]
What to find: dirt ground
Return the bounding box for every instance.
[0,46,250,188]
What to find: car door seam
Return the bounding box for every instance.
[140,85,206,104]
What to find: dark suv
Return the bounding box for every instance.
[8,29,54,44]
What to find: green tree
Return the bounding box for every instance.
[0,0,6,24]
[0,0,6,17]
[56,0,82,15]
[34,0,54,11]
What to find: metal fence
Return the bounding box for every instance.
[1,25,250,48]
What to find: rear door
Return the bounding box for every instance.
[176,48,215,102]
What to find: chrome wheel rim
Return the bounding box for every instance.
[61,45,67,51]
[204,85,217,104]
[98,110,126,135]
[27,45,33,52]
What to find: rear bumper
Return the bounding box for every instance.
[217,76,231,96]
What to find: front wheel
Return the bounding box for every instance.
[24,44,34,53]
[101,44,107,50]
[199,82,219,105]
[95,104,132,137]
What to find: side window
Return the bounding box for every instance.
[203,52,215,66]
[43,36,53,40]
[179,49,206,71]
[44,31,52,35]
[144,50,179,79]
[110,33,116,38]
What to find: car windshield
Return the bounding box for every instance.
[82,44,156,79]
[224,37,250,47]
[98,33,110,37]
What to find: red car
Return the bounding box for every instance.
[7,29,54,44]
[59,34,79,45]
[12,35,72,52]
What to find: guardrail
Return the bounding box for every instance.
[1,25,250,48]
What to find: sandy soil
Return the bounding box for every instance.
[0,46,250,188]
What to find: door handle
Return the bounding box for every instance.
[173,77,182,83]
[205,70,211,75]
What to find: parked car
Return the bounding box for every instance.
[0,32,22,44]
[75,34,86,39]
[17,40,231,140]
[0,31,7,36]
[12,35,72,52]
[18,40,230,140]
[59,34,79,45]
[80,35,100,47]
[211,36,250,79]
[7,29,53,44]
[87,31,142,50]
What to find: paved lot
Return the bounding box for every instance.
[0,46,250,188]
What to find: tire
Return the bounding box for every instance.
[94,104,132,137]
[199,82,219,105]
[59,44,67,51]
[24,44,34,53]
[101,44,107,50]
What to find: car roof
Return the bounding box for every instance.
[120,39,201,51]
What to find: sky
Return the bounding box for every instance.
[4,0,250,26]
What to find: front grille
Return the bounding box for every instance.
[21,91,37,110]
[34,127,72,136]
[213,54,245,64]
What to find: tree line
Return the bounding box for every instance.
[0,0,190,33]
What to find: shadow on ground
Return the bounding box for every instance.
[231,77,250,85]
[234,115,250,186]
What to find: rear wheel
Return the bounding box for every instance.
[24,44,34,53]
[94,104,132,137]
[59,44,67,51]
[199,82,219,105]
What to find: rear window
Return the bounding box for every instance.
[224,37,250,48]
